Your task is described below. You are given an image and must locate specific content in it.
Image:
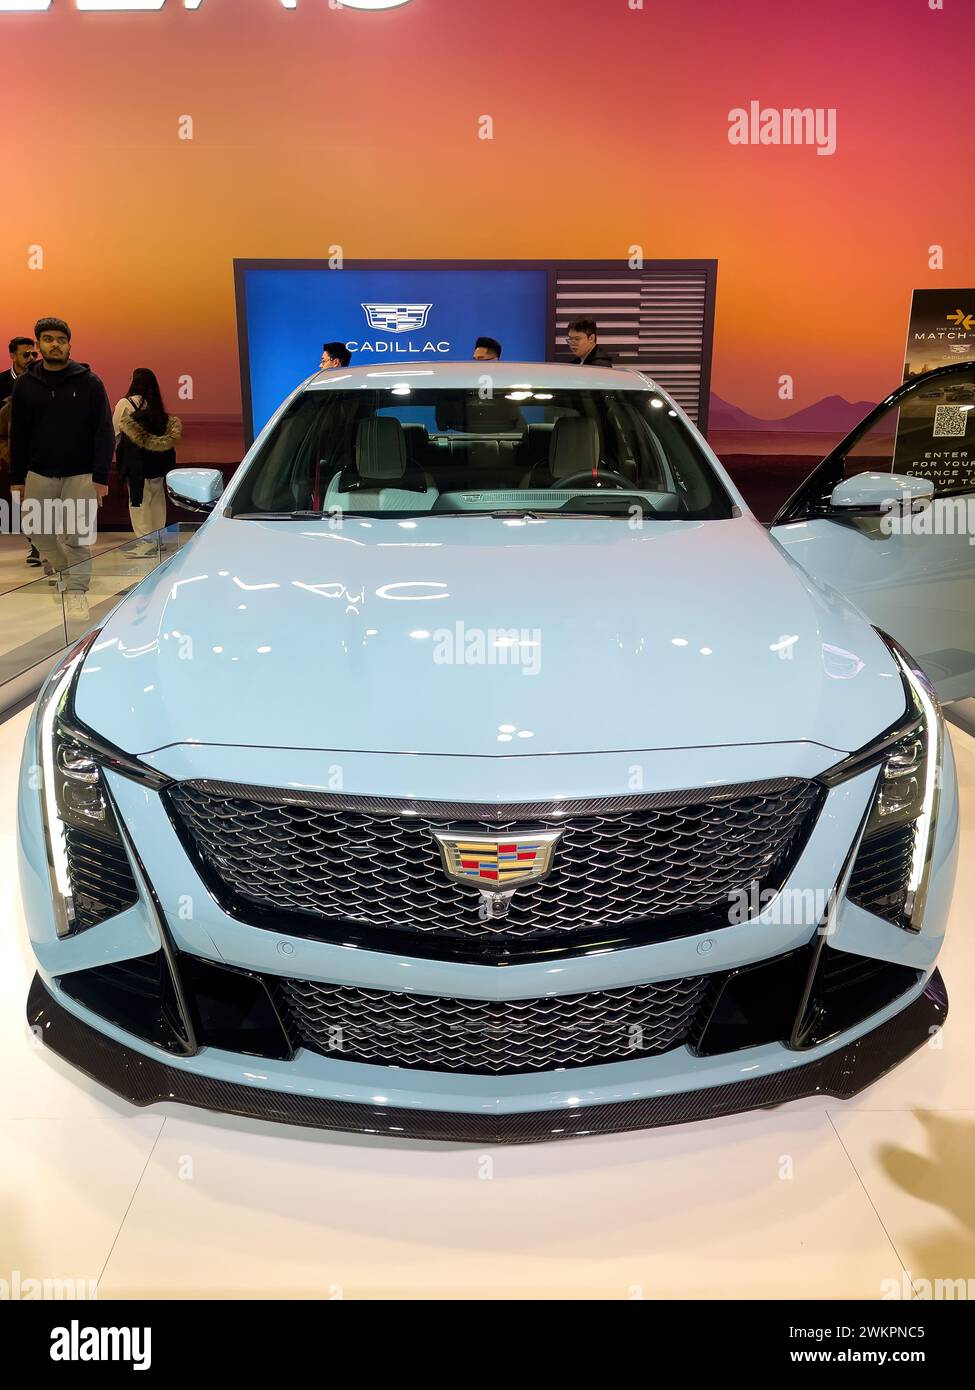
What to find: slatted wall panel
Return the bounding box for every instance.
[553,270,713,427]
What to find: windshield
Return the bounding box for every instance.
[230,385,735,520]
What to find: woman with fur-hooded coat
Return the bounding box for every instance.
[113,367,182,542]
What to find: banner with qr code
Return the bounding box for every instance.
[894,290,975,491]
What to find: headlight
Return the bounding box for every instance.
[888,644,943,929]
[35,632,149,938]
[863,727,928,834]
[828,634,943,931]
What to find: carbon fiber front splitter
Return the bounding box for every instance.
[27,971,947,1144]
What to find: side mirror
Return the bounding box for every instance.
[165,467,224,514]
[830,472,935,512]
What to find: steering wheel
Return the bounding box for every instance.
[550,467,634,490]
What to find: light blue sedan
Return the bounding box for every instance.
[19,360,972,1141]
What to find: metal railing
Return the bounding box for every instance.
[0,524,198,713]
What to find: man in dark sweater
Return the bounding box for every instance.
[9,317,114,615]
[566,317,614,368]
[0,334,38,405]
[0,335,42,567]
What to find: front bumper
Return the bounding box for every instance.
[27,969,948,1143]
[19,688,960,1143]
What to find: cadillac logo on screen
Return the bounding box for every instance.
[362,303,432,334]
[351,301,450,356]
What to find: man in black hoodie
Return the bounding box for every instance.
[9,317,114,617]
[0,335,42,567]
[565,317,614,368]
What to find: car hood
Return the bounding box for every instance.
[76,513,906,759]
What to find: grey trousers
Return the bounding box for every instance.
[23,471,99,593]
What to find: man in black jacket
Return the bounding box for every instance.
[566,317,614,368]
[0,334,38,404]
[320,341,352,370]
[0,335,42,567]
[9,317,113,618]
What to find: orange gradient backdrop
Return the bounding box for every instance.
[2,0,973,425]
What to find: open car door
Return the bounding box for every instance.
[770,363,975,703]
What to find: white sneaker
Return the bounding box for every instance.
[64,593,91,623]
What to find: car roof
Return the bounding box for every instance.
[304,361,656,392]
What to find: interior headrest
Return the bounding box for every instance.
[549,416,600,479]
[356,417,407,481]
[435,397,523,433]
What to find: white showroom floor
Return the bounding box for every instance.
[1,703,973,1301]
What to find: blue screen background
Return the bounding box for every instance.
[241,267,550,437]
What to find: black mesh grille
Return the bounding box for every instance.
[276,974,710,1074]
[848,823,916,925]
[167,780,822,947]
[63,825,139,932]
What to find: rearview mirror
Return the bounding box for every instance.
[830,472,935,513]
[166,467,224,514]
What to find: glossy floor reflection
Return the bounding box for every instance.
[1,705,972,1300]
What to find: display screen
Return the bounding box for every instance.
[238,265,550,439]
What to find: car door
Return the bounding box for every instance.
[769,363,975,703]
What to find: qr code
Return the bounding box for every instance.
[933,405,968,438]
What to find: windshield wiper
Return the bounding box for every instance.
[430,508,635,520]
[423,509,548,520]
[232,511,328,520]
[234,507,642,522]
[488,509,546,520]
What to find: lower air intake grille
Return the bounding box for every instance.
[792,945,922,1050]
[64,825,139,931]
[275,973,709,1074]
[848,823,916,925]
[56,952,190,1054]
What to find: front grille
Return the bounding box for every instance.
[167,779,822,948]
[276,973,709,1074]
[848,823,916,925]
[63,825,139,931]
